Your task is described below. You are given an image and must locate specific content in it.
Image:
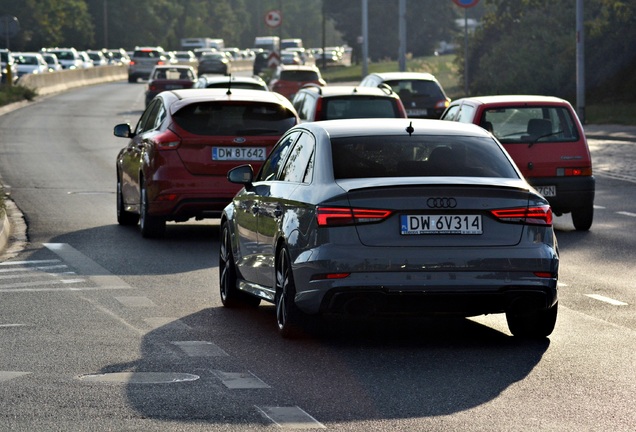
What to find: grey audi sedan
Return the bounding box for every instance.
[220,119,559,339]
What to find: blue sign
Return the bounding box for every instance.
[452,0,480,7]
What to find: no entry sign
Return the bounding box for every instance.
[452,0,480,7]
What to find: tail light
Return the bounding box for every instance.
[557,167,593,176]
[154,129,181,150]
[491,205,553,226]
[314,97,324,120]
[435,99,450,110]
[316,206,392,227]
[395,99,408,118]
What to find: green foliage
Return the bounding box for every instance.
[0,84,37,105]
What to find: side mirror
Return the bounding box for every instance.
[227,164,254,185]
[113,123,133,138]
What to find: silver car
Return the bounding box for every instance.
[220,119,559,339]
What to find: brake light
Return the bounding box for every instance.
[316,207,392,226]
[310,273,351,281]
[557,167,593,176]
[314,97,324,120]
[157,61,165,65]
[395,99,408,118]
[491,205,553,226]
[129,60,136,66]
[154,129,181,150]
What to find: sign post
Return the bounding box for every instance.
[265,10,282,69]
[452,0,479,96]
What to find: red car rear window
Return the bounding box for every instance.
[280,70,320,81]
[172,102,297,136]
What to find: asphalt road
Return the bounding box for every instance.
[0,83,635,431]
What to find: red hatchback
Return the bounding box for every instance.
[114,88,299,237]
[269,64,326,100]
[145,65,197,106]
[441,95,595,230]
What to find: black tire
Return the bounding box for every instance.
[275,247,304,338]
[506,301,558,339]
[128,75,136,83]
[139,185,165,238]
[219,223,261,308]
[572,204,593,231]
[117,178,139,226]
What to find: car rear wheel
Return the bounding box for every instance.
[571,204,594,231]
[506,301,558,339]
[117,178,139,226]
[275,247,304,338]
[219,223,260,308]
[139,185,165,238]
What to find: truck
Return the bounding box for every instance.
[180,38,224,51]
[253,36,280,53]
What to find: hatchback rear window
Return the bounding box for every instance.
[482,106,580,143]
[331,135,519,179]
[280,70,319,81]
[384,79,445,100]
[173,102,297,136]
[323,97,400,119]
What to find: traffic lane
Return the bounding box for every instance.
[553,173,636,330]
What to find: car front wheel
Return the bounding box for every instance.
[506,301,558,339]
[275,247,304,338]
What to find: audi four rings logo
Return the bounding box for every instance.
[427,197,457,208]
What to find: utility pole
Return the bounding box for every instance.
[398,0,406,71]
[361,0,368,78]
[576,0,585,123]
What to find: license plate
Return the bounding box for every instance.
[212,147,266,161]
[400,214,482,235]
[536,185,556,197]
[407,109,428,116]
[165,84,184,89]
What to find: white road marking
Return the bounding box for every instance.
[115,296,156,307]
[144,317,192,330]
[256,406,326,429]
[78,372,199,384]
[585,294,628,306]
[0,260,61,266]
[616,211,636,217]
[593,205,606,209]
[0,371,31,383]
[214,371,271,389]
[0,286,133,293]
[171,341,229,357]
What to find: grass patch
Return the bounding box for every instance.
[0,84,37,106]
[585,102,636,125]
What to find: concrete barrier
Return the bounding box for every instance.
[16,65,128,96]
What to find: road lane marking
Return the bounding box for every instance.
[79,372,199,384]
[43,243,132,289]
[214,371,271,389]
[585,294,628,306]
[0,372,31,383]
[0,260,61,266]
[0,286,133,293]
[171,341,229,357]
[115,296,156,307]
[616,211,636,217]
[144,317,192,330]
[256,406,326,429]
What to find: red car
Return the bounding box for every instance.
[145,65,197,106]
[115,88,299,238]
[268,64,326,100]
[441,95,595,230]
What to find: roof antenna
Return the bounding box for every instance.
[226,74,233,95]
[406,121,414,136]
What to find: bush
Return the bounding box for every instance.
[0,84,37,106]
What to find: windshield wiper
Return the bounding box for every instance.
[528,130,563,148]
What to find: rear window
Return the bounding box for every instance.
[323,97,400,120]
[280,70,319,81]
[172,102,297,136]
[385,79,445,100]
[482,106,580,143]
[133,50,163,59]
[331,135,519,179]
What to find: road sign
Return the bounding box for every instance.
[452,0,480,7]
[265,10,282,28]
[268,50,280,69]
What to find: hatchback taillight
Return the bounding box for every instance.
[491,205,553,226]
[316,206,392,227]
[154,129,181,150]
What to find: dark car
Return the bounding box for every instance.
[220,119,559,339]
[268,65,326,100]
[197,52,231,75]
[291,84,407,122]
[359,72,451,119]
[145,65,197,106]
[441,95,595,231]
[114,88,299,238]
[194,74,268,91]
[253,51,269,75]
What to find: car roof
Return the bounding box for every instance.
[277,64,320,71]
[299,85,397,98]
[200,74,265,84]
[451,95,571,106]
[152,65,194,70]
[166,88,296,115]
[367,72,439,82]
[299,118,491,139]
